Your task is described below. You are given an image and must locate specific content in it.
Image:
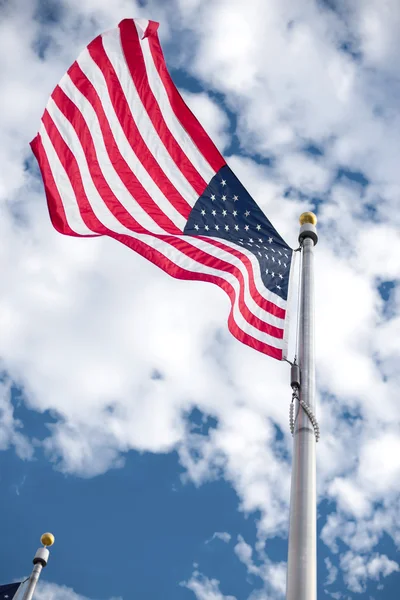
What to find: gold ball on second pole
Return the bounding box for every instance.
[41,532,55,547]
[299,212,317,226]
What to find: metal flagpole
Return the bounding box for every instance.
[286,212,319,600]
[21,533,55,600]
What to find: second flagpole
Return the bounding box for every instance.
[21,533,55,600]
[286,212,318,600]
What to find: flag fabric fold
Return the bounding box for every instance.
[31,18,293,360]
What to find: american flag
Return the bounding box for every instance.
[31,18,293,360]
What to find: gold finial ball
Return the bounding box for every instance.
[299,211,317,226]
[41,533,55,547]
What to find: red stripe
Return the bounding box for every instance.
[109,231,283,359]
[116,20,208,197]
[140,19,226,175]
[83,40,194,221]
[64,65,185,234]
[30,134,85,236]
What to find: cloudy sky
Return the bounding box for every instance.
[1,0,400,599]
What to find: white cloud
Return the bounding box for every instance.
[0,379,33,460]
[328,477,371,519]
[181,90,231,154]
[325,557,338,586]
[206,532,232,544]
[340,551,399,594]
[183,571,237,600]
[233,535,286,598]
[185,536,287,600]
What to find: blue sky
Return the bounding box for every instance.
[1,1,400,599]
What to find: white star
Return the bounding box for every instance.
[201,209,206,216]
[265,254,268,259]
[278,250,282,255]
[222,209,227,216]
[244,225,249,231]
[247,242,253,246]
[271,248,276,253]
[283,263,287,268]
[256,224,261,231]
[279,273,283,279]
[277,284,281,290]
[272,256,275,262]
[234,224,239,230]
[238,239,243,242]
[221,179,226,186]
[284,253,289,258]
[268,237,273,243]
[278,259,281,265]
[222,195,227,201]
[211,194,216,201]
[245,210,250,217]
[271,271,275,277]
[205,225,209,231]
[212,210,217,216]
[266,268,269,274]
[215,224,219,230]
[255,244,260,248]
[232,210,238,216]
[258,252,262,256]
[249,238,254,243]
[225,224,229,231]
[194,224,199,230]
[258,238,263,243]
[233,195,239,201]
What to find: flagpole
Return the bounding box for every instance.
[286,212,318,600]
[21,533,55,600]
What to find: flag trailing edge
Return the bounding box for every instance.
[31,17,294,360]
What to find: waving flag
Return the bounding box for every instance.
[31,18,293,360]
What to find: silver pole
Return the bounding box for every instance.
[22,534,55,600]
[21,564,44,600]
[286,214,318,600]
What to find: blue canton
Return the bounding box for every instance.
[184,165,292,300]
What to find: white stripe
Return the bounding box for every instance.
[137,23,216,184]
[39,125,96,236]
[59,72,186,233]
[100,29,201,206]
[184,237,285,328]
